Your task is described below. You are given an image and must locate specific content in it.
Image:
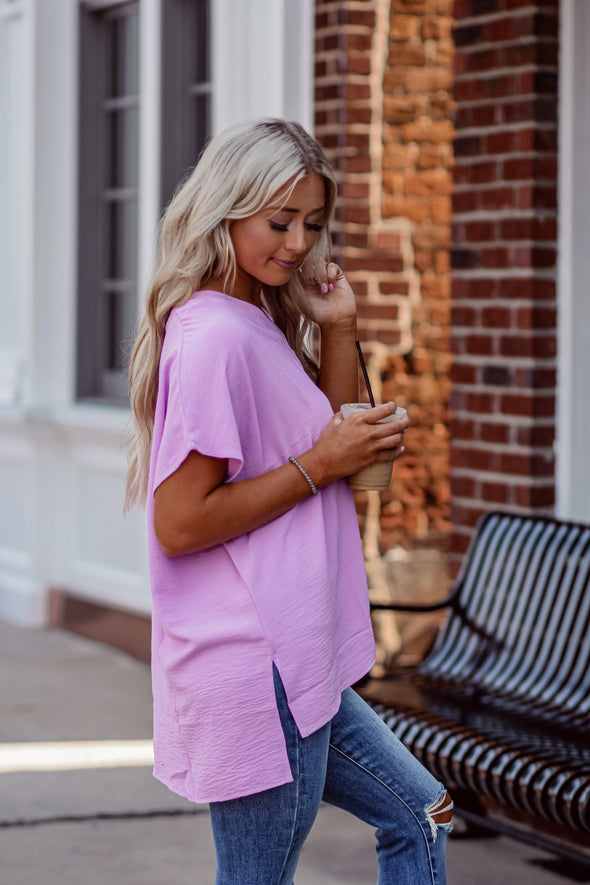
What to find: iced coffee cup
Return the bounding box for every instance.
[341,403,407,492]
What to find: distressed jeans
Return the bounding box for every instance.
[209,668,452,884]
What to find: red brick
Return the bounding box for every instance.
[516,424,555,447]
[342,155,372,175]
[453,278,493,301]
[359,304,401,321]
[503,157,537,181]
[532,452,555,476]
[514,484,555,508]
[452,190,479,213]
[484,16,516,42]
[482,482,510,503]
[465,392,494,413]
[481,247,510,268]
[372,328,403,346]
[486,130,518,155]
[499,453,535,475]
[379,281,410,296]
[448,528,471,556]
[345,8,376,27]
[516,306,557,329]
[481,422,510,444]
[341,204,371,224]
[344,82,372,102]
[452,418,477,440]
[346,251,404,272]
[470,103,500,128]
[466,334,493,355]
[449,362,477,384]
[451,305,477,326]
[497,277,555,300]
[479,187,514,211]
[452,475,477,498]
[481,307,511,328]
[345,32,373,52]
[499,334,556,359]
[341,180,370,200]
[500,394,533,417]
[464,47,500,74]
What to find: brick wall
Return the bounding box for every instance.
[315,0,455,666]
[450,0,559,572]
[315,0,454,548]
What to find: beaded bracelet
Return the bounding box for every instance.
[288,456,318,496]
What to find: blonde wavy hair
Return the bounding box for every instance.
[125,118,337,510]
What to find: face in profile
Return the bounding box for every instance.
[229,173,327,304]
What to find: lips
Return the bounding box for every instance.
[273,258,298,271]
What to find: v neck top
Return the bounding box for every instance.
[147,290,376,803]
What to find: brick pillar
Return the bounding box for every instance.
[315,0,455,548]
[450,0,559,572]
[315,1,455,668]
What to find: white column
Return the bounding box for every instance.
[0,0,35,406]
[137,0,162,309]
[212,0,313,134]
[556,0,590,521]
[30,0,78,406]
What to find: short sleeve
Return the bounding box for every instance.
[152,312,248,493]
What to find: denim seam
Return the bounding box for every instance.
[276,726,301,884]
[328,743,437,884]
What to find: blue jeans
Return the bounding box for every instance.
[210,668,452,884]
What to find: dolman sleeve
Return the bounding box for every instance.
[152,311,249,493]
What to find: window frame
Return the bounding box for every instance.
[76,0,140,405]
[160,0,212,211]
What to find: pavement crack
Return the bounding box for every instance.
[0,807,208,829]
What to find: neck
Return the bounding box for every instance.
[202,273,262,307]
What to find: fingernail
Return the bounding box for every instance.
[328,283,334,291]
[400,446,405,453]
[320,283,328,294]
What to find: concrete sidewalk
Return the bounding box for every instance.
[1,620,587,885]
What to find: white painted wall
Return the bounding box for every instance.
[0,0,315,626]
[212,0,314,133]
[556,0,590,522]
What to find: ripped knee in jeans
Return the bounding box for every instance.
[425,790,454,841]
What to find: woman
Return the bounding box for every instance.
[126,118,452,883]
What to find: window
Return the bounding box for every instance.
[77,1,140,404]
[160,0,212,209]
[76,0,211,405]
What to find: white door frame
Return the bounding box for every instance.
[556,0,590,522]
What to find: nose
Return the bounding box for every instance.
[285,223,307,255]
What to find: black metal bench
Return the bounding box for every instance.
[360,510,590,865]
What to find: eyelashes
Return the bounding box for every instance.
[269,221,324,233]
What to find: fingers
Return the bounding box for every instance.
[347,402,409,432]
[320,262,344,294]
[363,402,400,422]
[341,402,408,454]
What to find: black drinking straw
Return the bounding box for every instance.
[355,340,376,407]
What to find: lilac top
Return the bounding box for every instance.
[147,290,376,803]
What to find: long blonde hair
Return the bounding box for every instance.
[125,118,337,510]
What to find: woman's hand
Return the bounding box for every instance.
[300,262,357,329]
[304,402,409,486]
